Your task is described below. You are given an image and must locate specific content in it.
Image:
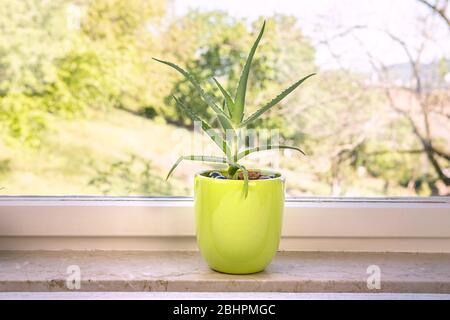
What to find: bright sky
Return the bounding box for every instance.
[174,0,450,72]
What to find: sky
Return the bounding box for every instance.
[173,0,450,72]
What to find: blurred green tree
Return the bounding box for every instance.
[0,0,166,145]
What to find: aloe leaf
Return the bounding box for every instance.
[213,77,234,116]
[236,145,305,161]
[166,155,227,180]
[152,58,234,131]
[234,164,249,198]
[233,21,266,124]
[240,73,316,127]
[173,96,232,157]
[227,164,239,177]
[221,99,230,117]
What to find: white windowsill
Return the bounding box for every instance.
[1,197,449,295]
[0,196,449,252]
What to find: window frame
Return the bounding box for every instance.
[0,196,449,252]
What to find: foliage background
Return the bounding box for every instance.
[0,0,448,196]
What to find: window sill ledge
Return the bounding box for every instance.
[1,197,450,252]
[1,251,449,293]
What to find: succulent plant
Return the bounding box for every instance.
[153,21,315,197]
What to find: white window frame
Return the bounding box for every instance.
[0,196,449,252]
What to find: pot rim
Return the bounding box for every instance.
[195,169,285,182]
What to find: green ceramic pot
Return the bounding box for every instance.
[194,170,285,274]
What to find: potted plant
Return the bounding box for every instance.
[154,21,315,274]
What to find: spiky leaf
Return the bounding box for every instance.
[236,145,305,161]
[213,77,234,116]
[240,73,316,127]
[234,164,249,198]
[222,99,232,118]
[233,21,266,124]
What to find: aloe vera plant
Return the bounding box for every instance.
[154,21,315,197]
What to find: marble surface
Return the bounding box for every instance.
[1,292,450,300]
[0,251,449,293]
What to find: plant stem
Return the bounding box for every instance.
[227,165,239,178]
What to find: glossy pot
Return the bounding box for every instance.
[194,171,284,274]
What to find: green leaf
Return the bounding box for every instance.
[166,155,227,180]
[227,164,239,177]
[236,145,305,161]
[152,58,234,131]
[234,164,249,198]
[173,96,232,158]
[213,77,234,116]
[240,73,316,127]
[233,21,266,125]
[221,99,230,117]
